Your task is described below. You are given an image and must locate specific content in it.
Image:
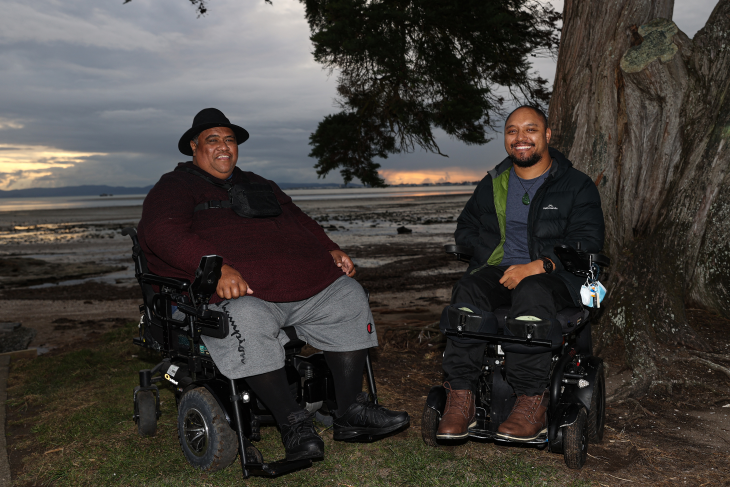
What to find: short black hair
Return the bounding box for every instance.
[505,105,548,129]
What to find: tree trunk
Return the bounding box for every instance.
[549,0,730,398]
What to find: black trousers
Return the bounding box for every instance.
[442,265,574,396]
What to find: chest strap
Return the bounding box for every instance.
[193,200,232,212]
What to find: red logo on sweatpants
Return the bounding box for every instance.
[367,323,373,334]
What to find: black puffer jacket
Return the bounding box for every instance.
[455,147,605,305]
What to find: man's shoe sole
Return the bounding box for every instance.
[495,427,547,442]
[436,420,477,440]
[333,419,410,441]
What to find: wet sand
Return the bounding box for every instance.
[0,193,471,352]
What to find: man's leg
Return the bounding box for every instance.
[201,297,323,461]
[496,274,574,441]
[438,266,510,439]
[286,275,409,441]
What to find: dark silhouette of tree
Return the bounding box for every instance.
[549,0,730,399]
[302,0,560,186]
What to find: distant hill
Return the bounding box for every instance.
[0,182,362,198]
[0,185,155,198]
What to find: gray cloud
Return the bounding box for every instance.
[0,0,720,189]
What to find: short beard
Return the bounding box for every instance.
[509,151,542,168]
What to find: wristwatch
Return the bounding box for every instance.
[540,256,554,274]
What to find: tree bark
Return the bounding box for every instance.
[549,0,730,398]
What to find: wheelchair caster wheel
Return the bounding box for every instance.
[563,407,588,469]
[136,390,157,437]
[421,404,440,447]
[178,388,238,472]
[587,361,606,443]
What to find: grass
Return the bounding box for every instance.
[6,323,590,487]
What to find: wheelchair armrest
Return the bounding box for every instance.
[190,255,223,304]
[444,245,474,263]
[141,273,191,291]
[553,244,610,277]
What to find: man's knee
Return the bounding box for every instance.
[512,275,551,301]
[451,275,482,305]
[325,276,369,318]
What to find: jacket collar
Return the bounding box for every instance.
[487,147,573,180]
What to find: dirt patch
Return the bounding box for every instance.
[369,302,730,486]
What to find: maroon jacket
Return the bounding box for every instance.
[138,162,343,303]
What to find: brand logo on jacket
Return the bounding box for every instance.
[542,204,558,210]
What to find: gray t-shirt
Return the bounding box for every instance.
[501,167,550,266]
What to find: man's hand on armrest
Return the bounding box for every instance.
[216,264,254,300]
[330,250,356,277]
[499,260,545,290]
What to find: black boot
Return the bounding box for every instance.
[279,411,324,461]
[333,392,410,441]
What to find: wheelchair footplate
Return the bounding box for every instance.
[244,459,313,478]
[467,408,548,445]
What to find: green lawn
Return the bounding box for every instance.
[6,323,589,486]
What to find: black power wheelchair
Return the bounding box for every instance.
[122,228,379,478]
[422,244,610,469]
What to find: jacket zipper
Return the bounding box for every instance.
[526,165,559,260]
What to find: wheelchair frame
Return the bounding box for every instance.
[122,227,379,478]
[422,244,609,469]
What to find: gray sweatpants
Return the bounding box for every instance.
[200,275,378,379]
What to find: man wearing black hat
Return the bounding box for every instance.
[138,108,409,462]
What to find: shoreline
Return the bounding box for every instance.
[0,192,472,226]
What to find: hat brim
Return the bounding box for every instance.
[178,123,250,156]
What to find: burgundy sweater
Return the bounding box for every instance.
[137,162,343,303]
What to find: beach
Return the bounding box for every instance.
[0,192,471,354]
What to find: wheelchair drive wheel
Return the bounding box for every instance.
[563,407,588,469]
[136,390,157,437]
[587,362,606,443]
[421,404,440,447]
[177,388,238,472]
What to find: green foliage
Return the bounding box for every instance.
[301,0,561,186]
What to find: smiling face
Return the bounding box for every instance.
[190,126,238,179]
[504,107,551,168]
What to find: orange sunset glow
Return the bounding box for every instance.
[379,168,485,185]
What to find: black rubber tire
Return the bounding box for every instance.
[563,407,588,469]
[178,388,238,472]
[421,404,440,447]
[587,362,606,443]
[137,391,157,437]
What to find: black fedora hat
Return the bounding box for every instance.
[178,108,250,156]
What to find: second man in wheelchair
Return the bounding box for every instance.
[438,106,604,442]
[137,108,409,462]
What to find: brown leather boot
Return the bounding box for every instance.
[496,390,549,441]
[436,382,476,439]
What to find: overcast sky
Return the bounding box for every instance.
[0,0,719,190]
